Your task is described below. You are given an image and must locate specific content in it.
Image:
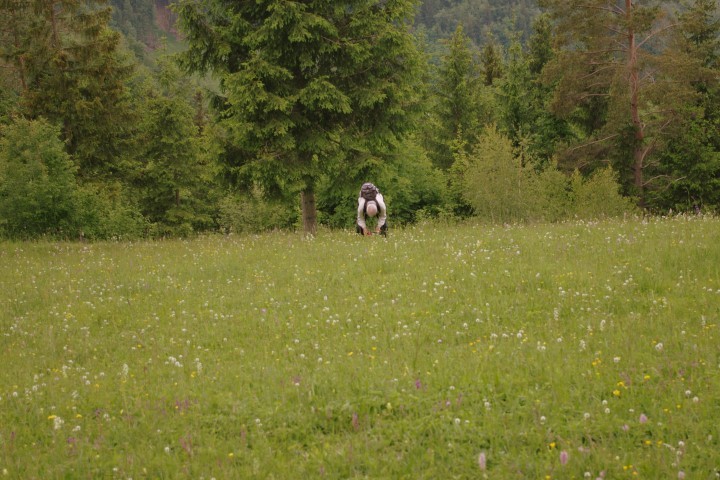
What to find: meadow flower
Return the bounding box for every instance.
[655,342,664,352]
[560,450,569,465]
[478,451,487,470]
[639,413,648,424]
[51,416,64,430]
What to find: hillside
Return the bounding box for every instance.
[110,0,541,55]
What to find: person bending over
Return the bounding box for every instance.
[356,182,387,236]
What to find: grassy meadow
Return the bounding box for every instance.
[1,216,719,479]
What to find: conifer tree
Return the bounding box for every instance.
[480,33,503,86]
[174,0,424,235]
[652,0,720,211]
[540,0,697,206]
[1,0,137,180]
[430,24,485,171]
[136,55,211,235]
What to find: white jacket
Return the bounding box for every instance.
[357,193,387,231]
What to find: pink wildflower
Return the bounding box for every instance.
[478,451,487,470]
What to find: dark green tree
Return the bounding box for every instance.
[651,0,720,211]
[497,21,570,167]
[174,0,424,235]
[480,32,504,86]
[136,55,213,235]
[540,0,698,206]
[429,24,486,171]
[0,118,80,238]
[1,0,138,181]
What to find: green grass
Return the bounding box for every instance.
[1,216,719,479]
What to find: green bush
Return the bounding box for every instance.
[74,184,150,240]
[528,166,573,222]
[460,125,533,223]
[217,189,298,234]
[458,126,636,224]
[0,117,149,240]
[569,167,638,219]
[0,118,80,238]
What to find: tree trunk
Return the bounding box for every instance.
[627,0,645,207]
[301,187,317,236]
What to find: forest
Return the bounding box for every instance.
[0,0,718,239]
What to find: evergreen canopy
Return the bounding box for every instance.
[174,0,424,234]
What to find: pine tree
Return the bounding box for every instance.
[174,0,424,235]
[651,0,720,211]
[480,32,503,86]
[1,0,137,180]
[136,55,210,235]
[430,24,485,171]
[540,0,698,206]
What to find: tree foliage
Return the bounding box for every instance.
[174,0,425,235]
[540,0,700,206]
[1,0,138,180]
[0,118,79,238]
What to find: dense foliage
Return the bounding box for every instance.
[0,0,718,239]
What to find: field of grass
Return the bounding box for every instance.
[1,216,719,479]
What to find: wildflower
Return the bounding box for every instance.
[678,471,685,479]
[639,413,648,424]
[655,342,664,352]
[560,450,569,465]
[478,451,487,470]
[51,416,64,430]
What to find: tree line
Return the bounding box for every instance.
[0,0,718,239]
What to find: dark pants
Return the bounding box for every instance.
[357,223,388,236]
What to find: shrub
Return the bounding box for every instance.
[0,118,80,238]
[461,125,533,223]
[217,188,298,234]
[570,168,638,219]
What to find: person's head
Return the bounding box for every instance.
[366,201,378,217]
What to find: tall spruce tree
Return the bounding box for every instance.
[0,0,133,178]
[540,0,697,206]
[430,24,484,171]
[1,0,137,181]
[137,55,211,235]
[174,0,424,235]
[652,0,720,211]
